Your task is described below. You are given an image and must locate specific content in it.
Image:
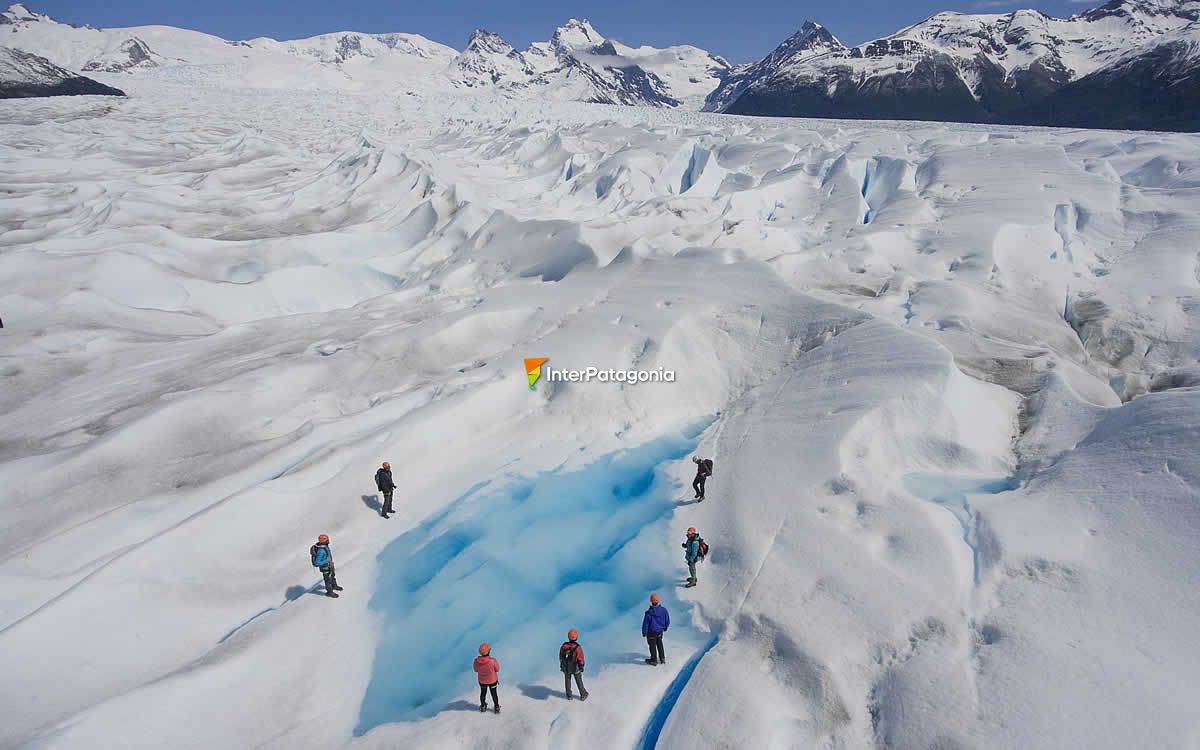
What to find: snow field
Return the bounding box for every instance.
[1,85,1199,749]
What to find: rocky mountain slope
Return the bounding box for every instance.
[711,0,1200,130]
[0,45,124,97]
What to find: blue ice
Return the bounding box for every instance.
[902,473,1019,584]
[355,429,707,734]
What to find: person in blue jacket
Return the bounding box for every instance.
[310,534,343,598]
[683,527,701,588]
[642,593,670,665]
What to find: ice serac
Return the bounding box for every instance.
[721,0,1200,130]
[0,45,125,97]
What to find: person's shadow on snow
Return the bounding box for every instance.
[284,585,309,601]
[361,494,382,513]
[519,684,556,700]
[673,499,699,508]
[442,700,482,712]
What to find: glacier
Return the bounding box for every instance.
[0,78,1198,750]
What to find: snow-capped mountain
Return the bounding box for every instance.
[452,19,730,107]
[702,22,844,113]
[0,44,124,97]
[712,0,1200,130]
[1012,21,1200,130]
[0,6,728,107]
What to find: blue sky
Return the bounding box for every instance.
[29,0,1104,63]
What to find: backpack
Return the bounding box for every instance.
[310,544,320,567]
[559,642,580,673]
[701,459,713,476]
[697,537,709,560]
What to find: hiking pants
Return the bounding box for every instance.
[321,565,338,593]
[647,633,665,663]
[692,474,707,498]
[688,560,698,582]
[382,490,394,514]
[564,671,587,697]
[479,682,499,707]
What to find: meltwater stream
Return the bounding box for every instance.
[903,473,1020,585]
[355,427,709,735]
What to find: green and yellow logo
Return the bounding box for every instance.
[524,358,549,390]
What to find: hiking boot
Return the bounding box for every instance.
[332,584,344,591]
[326,591,339,598]
[645,659,658,666]
[580,692,589,701]
[685,579,697,588]
[566,693,573,701]
[479,704,487,713]
[494,705,501,714]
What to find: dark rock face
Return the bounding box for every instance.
[717,1,1200,132]
[0,46,126,98]
[1011,41,1200,131]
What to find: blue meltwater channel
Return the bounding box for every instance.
[903,473,1020,585]
[355,426,711,734]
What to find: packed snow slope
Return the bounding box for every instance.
[1,79,1199,750]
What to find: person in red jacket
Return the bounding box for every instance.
[559,628,589,701]
[473,643,501,714]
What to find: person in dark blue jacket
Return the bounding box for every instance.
[642,593,670,665]
[310,534,342,598]
[683,527,701,588]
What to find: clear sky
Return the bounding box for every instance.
[28,0,1105,63]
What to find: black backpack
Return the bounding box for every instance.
[310,544,320,567]
[559,642,580,673]
[701,459,713,476]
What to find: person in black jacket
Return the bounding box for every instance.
[691,456,712,501]
[375,461,396,518]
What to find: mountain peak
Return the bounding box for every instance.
[3,3,38,20]
[553,18,602,48]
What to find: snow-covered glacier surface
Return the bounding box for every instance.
[1,82,1198,750]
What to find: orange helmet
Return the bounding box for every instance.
[567,629,579,641]
[382,461,390,469]
[650,593,660,605]
[318,534,329,543]
[687,527,697,535]
[478,643,490,656]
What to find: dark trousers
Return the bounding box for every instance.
[321,565,338,593]
[564,671,587,697]
[381,490,394,514]
[647,633,665,663]
[692,474,707,498]
[479,682,499,707]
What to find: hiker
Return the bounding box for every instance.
[642,593,670,665]
[683,527,703,587]
[310,534,342,598]
[375,461,396,518]
[691,456,713,500]
[474,643,501,714]
[560,629,589,701]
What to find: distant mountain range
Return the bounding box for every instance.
[707,0,1200,131]
[2,1,1197,131]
